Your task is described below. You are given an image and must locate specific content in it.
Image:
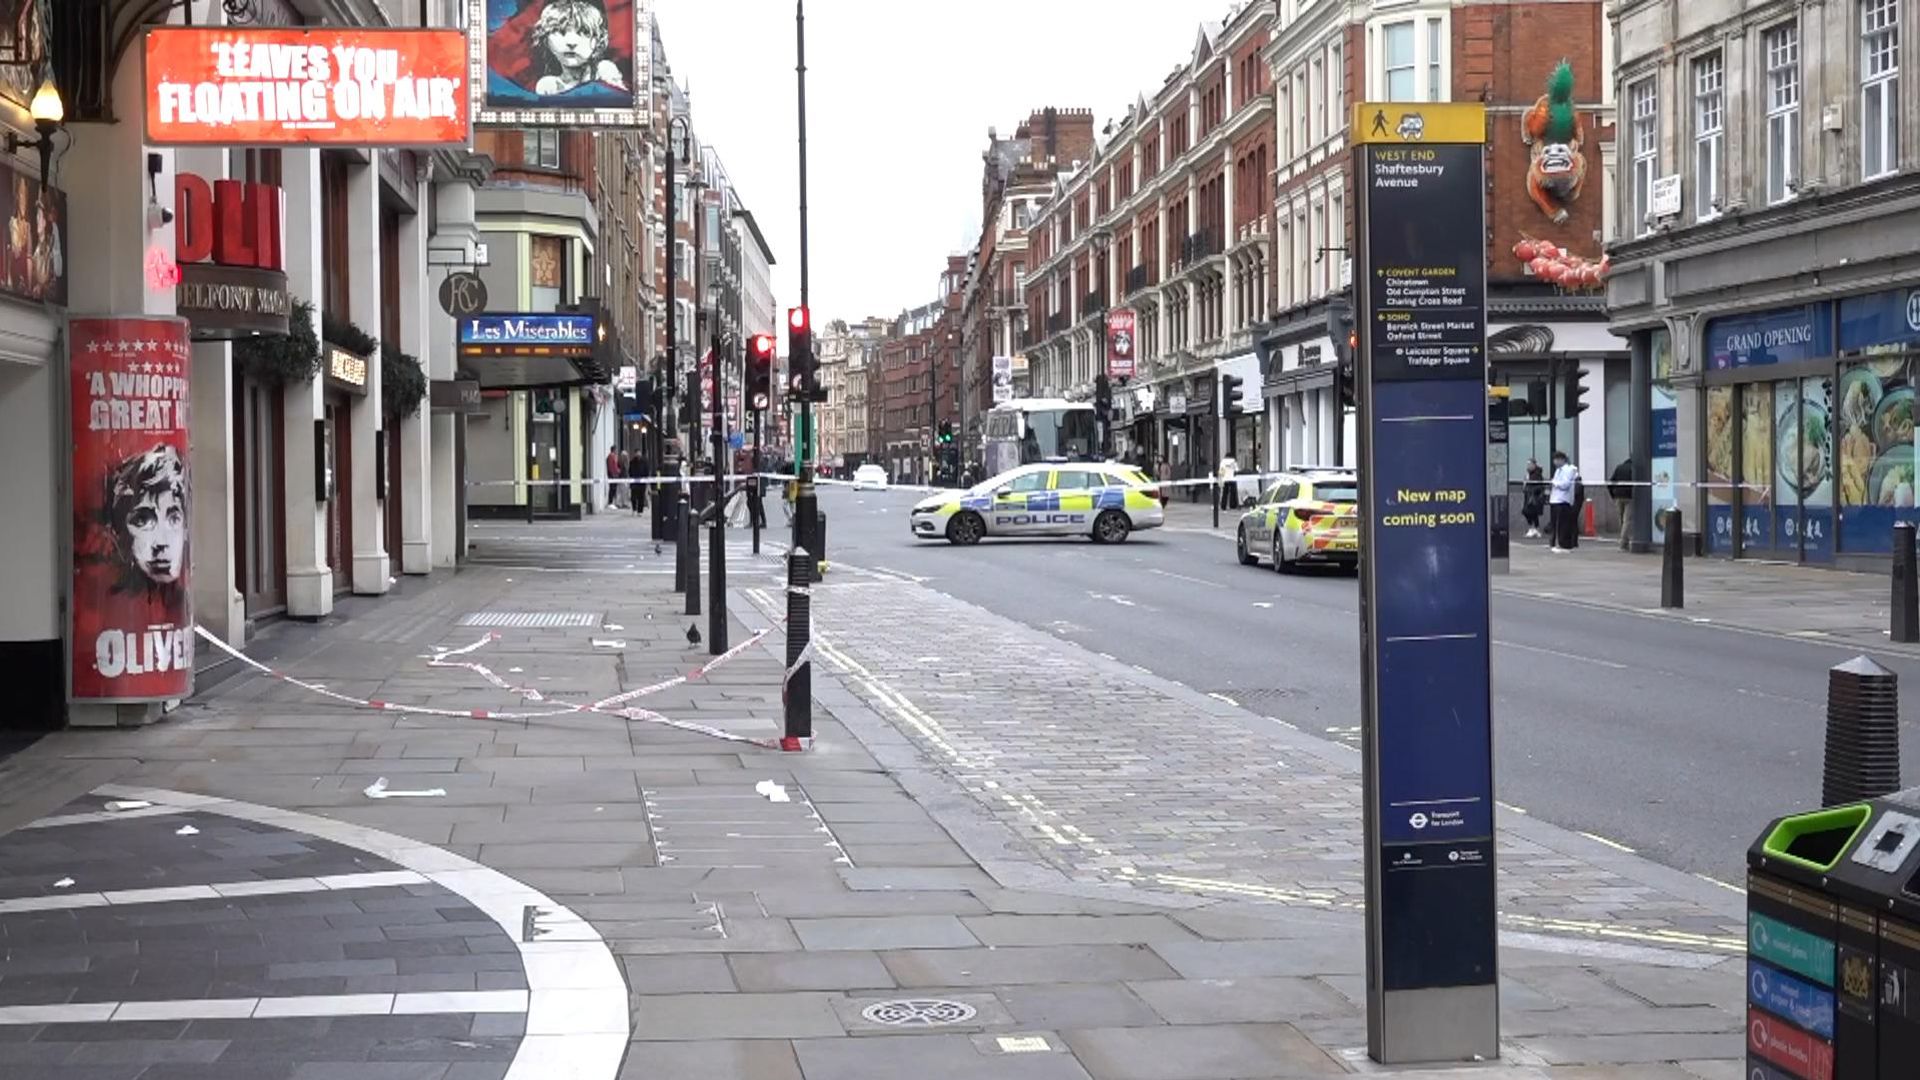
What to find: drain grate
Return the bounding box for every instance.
[458,611,601,628]
[860,999,978,1027]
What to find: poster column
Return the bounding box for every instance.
[69,317,195,706]
[1352,102,1498,1065]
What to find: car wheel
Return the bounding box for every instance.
[946,511,985,546]
[1092,510,1131,545]
[1272,531,1295,574]
[1236,525,1258,566]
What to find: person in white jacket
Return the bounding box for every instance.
[1548,450,1581,552]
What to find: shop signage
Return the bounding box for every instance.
[1838,288,1920,354]
[327,345,369,393]
[1353,102,1496,1062]
[458,312,596,357]
[430,378,483,413]
[68,317,194,704]
[437,271,488,318]
[1705,304,1832,369]
[173,174,289,338]
[1106,308,1136,380]
[472,0,654,129]
[143,27,471,147]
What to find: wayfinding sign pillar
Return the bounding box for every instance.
[1352,102,1498,1065]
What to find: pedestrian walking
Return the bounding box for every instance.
[606,447,625,509]
[1548,450,1581,552]
[1521,458,1547,538]
[1608,458,1637,550]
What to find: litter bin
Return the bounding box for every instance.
[1749,789,1920,1078]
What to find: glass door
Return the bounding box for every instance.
[1780,376,1836,561]
[1735,382,1775,554]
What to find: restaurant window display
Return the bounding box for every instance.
[1701,304,1836,561]
[1832,286,1920,553]
[1835,357,1918,552]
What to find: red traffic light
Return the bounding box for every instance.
[749,333,776,361]
[788,306,809,333]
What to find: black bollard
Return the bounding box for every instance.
[1660,508,1684,610]
[814,510,828,582]
[782,546,813,750]
[684,492,701,618]
[1823,655,1901,806]
[674,493,688,593]
[1895,523,1919,643]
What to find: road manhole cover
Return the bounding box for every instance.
[860,999,979,1026]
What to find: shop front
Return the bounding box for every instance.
[322,344,368,589]
[1694,289,1920,562]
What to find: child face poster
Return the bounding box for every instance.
[472,0,653,128]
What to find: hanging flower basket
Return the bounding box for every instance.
[232,298,322,385]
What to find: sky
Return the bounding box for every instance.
[651,0,1233,328]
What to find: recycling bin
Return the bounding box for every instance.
[1749,790,1920,1078]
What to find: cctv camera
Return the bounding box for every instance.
[145,203,173,231]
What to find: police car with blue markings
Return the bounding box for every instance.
[908,462,1167,545]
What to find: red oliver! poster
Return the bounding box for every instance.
[69,317,194,702]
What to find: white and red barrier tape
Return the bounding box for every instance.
[194,624,780,749]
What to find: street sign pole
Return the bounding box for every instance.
[1353,101,1498,1066]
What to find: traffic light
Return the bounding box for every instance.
[1093,373,1113,421]
[938,419,953,444]
[1221,374,1245,416]
[747,333,775,412]
[1327,296,1357,410]
[787,306,814,395]
[1564,364,1591,418]
[532,389,554,415]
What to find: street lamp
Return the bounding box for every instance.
[706,274,729,654]
[657,113,694,544]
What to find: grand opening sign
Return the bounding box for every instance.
[144,27,471,147]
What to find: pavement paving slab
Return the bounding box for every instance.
[0,516,1751,1078]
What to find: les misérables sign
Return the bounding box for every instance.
[143,27,470,147]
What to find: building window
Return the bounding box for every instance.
[1862,0,1900,180]
[1628,77,1658,236]
[1311,56,1325,143]
[1693,52,1724,219]
[523,128,559,169]
[1383,22,1416,102]
[1427,19,1443,101]
[1279,80,1293,157]
[1329,43,1343,129]
[1766,22,1801,204]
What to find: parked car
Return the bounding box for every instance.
[1235,470,1359,572]
[909,462,1165,545]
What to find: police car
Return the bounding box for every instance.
[1235,470,1360,571]
[910,462,1166,545]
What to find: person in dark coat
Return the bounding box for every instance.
[1521,459,1547,539]
[1608,459,1637,550]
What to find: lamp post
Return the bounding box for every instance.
[1089,227,1113,459]
[681,166,709,618]
[706,277,729,654]
[658,114,693,543]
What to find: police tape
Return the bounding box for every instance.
[743,471,1777,496]
[462,471,1777,496]
[192,624,779,748]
